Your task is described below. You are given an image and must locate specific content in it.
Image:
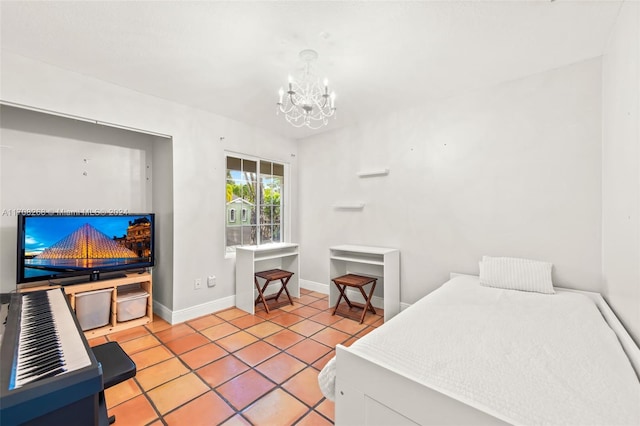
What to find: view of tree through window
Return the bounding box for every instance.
[225,155,284,252]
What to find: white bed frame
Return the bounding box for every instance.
[333,274,640,426]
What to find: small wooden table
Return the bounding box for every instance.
[331,274,377,324]
[254,269,295,313]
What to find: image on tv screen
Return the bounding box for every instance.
[22,215,153,280]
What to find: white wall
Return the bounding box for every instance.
[299,59,603,304]
[0,105,155,290]
[0,51,298,322]
[151,135,174,310]
[602,0,640,344]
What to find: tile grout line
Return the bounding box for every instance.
[182,297,332,423]
[98,290,382,425]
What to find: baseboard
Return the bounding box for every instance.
[152,300,173,323]
[154,295,236,325]
[300,279,329,295]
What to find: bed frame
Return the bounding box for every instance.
[333,274,640,425]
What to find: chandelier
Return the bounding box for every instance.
[277,49,336,129]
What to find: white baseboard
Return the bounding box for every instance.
[152,300,172,323]
[153,295,236,325]
[300,279,329,294]
[400,302,411,311]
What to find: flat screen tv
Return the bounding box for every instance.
[17,213,155,284]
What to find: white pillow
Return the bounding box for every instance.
[479,256,554,294]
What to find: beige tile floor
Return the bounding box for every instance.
[89,289,383,425]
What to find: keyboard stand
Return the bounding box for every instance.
[92,342,137,424]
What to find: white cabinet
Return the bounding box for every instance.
[235,243,300,315]
[329,245,400,322]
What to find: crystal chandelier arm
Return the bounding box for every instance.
[284,114,310,128]
[288,90,298,106]
[312,93,330,110]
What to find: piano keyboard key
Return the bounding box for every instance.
[10,289,92,389]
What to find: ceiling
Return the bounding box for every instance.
[0,1,624,139]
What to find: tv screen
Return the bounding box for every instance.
[17,213,155,284]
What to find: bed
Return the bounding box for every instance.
[319,273,640,425]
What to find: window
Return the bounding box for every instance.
[226,154,285,252]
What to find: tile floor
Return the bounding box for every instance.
[89,289,384,425]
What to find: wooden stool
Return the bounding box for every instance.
[331,274,377,324]
[254,269,295,313]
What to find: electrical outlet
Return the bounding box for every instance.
[194,278,202,290]
[207,276,216,287]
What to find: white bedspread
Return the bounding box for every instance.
[318,275,640,425]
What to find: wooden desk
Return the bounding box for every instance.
[235,243,299,315]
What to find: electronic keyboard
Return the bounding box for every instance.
[0,288,102,425]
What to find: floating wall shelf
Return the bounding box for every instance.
[357,168,390,178]
[333,204,365,210]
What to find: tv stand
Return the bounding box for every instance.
[53,272,128,286]
[20,272,153,339]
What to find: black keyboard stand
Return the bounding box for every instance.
[98,393,110,426]
[92,342,137,424]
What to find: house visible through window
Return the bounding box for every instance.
[226,154,285,253]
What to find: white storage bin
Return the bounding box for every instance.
[117,284,149,322]
[75,288,112,331]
